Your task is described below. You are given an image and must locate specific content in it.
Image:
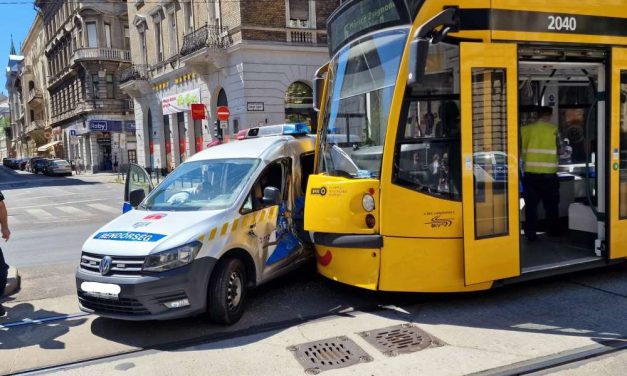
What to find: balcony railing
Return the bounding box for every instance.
[28,88,43,103]
[120,64,149,85]
[180,25,231,57]
[287,29,317,44]
[74,48,131,62]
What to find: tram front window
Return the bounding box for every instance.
[318,27,408,179]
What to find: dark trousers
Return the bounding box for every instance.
[0,247,7,297]
[523,173,559,237]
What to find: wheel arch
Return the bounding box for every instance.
[218,248,258,288]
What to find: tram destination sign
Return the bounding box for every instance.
[328,0,410,55]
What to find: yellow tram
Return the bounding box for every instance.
[304,0,627,292]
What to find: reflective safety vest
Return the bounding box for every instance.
[521,120,558,174]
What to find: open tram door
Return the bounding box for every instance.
[610,48,627,260]
[460,43,521,285]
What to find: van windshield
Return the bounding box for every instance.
[140,159,259,211]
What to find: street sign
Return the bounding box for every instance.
[220,121,228,129]
[69,129,77,137]
[217,106,230,121]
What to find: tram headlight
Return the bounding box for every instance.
[365,214,376,229]
[362,194,375,212]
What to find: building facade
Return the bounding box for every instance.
[0,94,10,159]
[19,14,55,157]
[36,0,135,172]
[122,0,339,171]
[5,44,24,159]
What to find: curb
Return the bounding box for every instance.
[3,266,20,297]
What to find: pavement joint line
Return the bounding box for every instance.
[566,279,627,299]
[0,313,91,329]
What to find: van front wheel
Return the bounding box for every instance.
[207,258,247,325]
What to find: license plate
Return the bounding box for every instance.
[81,282,121,300]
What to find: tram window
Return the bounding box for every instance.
[394,41,461,201]
[619,71,627,218]
[471,68,509,239]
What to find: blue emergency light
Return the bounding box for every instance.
[245,123,311,138]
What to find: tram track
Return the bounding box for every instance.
[6,301,394,376]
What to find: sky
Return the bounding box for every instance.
[0,2,36,95]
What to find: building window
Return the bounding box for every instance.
[92,74,99,99]
[123,26,130,50]
[288,0,312,28]
[154,20,163,62]
[86,22,98,48]
[167,11,178,58]
[183,1,193,34]
[106,74,114,99]
[139,30,147,65]
[105,23,112,48]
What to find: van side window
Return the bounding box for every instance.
[242,159,291,213]
[393,42,461,201]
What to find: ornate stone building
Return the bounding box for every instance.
[36,0,135,172]
[122,0,339,171]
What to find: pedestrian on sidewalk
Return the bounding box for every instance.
[75,156,82,175]
[0,190,11,317]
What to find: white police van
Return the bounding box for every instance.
[76,124,315,324]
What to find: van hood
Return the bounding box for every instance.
[82,209,221,257]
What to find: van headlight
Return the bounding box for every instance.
[143,241,202,272]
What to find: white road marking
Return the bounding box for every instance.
[25,208,55,219]
[57,206,86,216]
[9,197,120,210]
[87,203,119,214]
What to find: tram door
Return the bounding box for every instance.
[610,48,627,259]
[460,43,521,285]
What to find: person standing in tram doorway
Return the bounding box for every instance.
[521,106,561,242]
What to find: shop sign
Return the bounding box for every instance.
[162,89,201,115]
[125,121,136,131]
[247,102,265,112]
[89,121,123,132]
[191,104,206,120]
[97,133,112,145]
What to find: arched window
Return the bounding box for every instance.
[217,88,228,107]
[285,81,314,128]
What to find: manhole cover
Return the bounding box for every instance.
[358,323,443,357]
[288,336,373,374]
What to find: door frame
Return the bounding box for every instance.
[609,47,627,259]
[460,42,521,285]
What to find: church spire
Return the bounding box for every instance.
[10,34,16,55]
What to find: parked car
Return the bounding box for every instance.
[45,159,72,176]
[2,158,13,167]
[32,158,51,174]
[26,157,46,172]
[18,158,28,170]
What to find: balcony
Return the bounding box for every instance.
[287,29,317,44]
[119,64,151,97]
[25,120,46,135]
[28,88,43,105]
[180,25,231,74]
[73,48,131,62]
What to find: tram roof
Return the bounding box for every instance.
[327,0,627,56]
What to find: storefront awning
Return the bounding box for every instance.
[37,140,61,152]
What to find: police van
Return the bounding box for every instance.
[76,124,315,324]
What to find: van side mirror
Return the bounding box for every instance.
[407,38,430,87]
[262,186,281,206]
[313,76,325,112]
[129,189,146,208]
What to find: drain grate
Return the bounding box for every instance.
[288,336,373,374]
[358,323,443,357]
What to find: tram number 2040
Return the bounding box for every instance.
[548,15,577,32]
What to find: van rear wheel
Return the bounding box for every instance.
[207,258,247,325]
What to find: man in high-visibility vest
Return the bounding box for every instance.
[521,106,560,241]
